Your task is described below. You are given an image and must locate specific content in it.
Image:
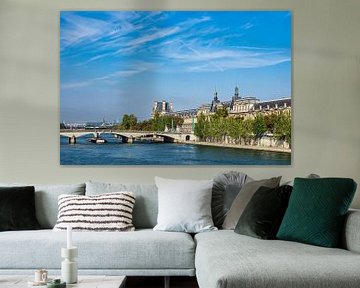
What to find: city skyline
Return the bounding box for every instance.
[60,11,291,123]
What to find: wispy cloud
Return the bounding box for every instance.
[60,13,109,48]
[187,56,290,72]
[60,11,144,53]
[113,68,150,77]
[158,37,290,73]
[96,65,152,80]
[61,80,93,90]
[62,62,154,89]
[129,27,180,47]
[111,15,211,57]
[240,22,254,30]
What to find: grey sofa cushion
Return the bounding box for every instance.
[86,182,158,229]
[195,230,360,288]
[0,183,85,228]
[212,171,252,228]
[342,209,360,253]
[0,229,195,271]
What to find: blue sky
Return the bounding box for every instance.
[60,11,291,123]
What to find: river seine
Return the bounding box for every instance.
[60,135,291,165]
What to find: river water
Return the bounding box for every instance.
[60,134,291,165]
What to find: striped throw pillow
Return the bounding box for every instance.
[53,192,136,231]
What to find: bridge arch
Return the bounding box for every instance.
[161,135,176,143]
[60,131,101,144]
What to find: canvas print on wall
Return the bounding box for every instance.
[60,11,292,165]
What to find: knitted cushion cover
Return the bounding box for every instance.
[53,192,135,231]
[277,178,357,247]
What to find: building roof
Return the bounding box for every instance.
[254,97,291,110]
[173,108,197,116]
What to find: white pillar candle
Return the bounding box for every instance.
[67,225,72,249]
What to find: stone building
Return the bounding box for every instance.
[196,86,291,119]
[152,86,291,132]
[152,100,173,117]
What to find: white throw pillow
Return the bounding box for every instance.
[53,192,135,232]
[153,177,217,233]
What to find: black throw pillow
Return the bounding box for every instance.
[0,186,41,231]
[234,185,292,239]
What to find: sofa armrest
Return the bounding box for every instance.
[342,209,360,253]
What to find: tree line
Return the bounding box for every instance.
[116,112,184,132]
[194,107,291,147]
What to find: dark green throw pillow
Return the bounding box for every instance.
[235,185,293,239]
[277,178,357,247]
[0,186,41,231]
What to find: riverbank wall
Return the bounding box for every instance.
[181,134,291,154]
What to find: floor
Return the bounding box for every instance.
[126,276,199,288]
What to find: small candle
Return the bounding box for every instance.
[67,225,72,249]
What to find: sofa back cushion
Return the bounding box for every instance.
[342,209,360,253]
[234,185,293,239]
[0,186,41,231]
[53,192,136,232]
[277,178,357,247]
[222,177,281,230]
[86,181,158,229]
[212,171,252,228]
[153,177,216,233]
[0,183,86,229]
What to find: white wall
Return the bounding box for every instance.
[0,0,359,208]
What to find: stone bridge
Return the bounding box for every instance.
[60,129,196,144]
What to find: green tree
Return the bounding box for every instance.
[210,117,223,142]
[203,118,212,141]
[206,108,229,142]
[240,119,254,145]
[121,114,137,130]
[136,119,153,131]
[227,117,241,144]
[264,114,277,133]
[194,113,206,140]
[213,107,228,119]
[151,113,184,132]
[274,111,291,146]
[252,113,267,142]
[152,112,167,131]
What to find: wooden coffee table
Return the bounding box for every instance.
[0,275,126,288]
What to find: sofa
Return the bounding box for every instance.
[0,180,359,288]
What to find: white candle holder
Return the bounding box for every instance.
[61,247,78,284]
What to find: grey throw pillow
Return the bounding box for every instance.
[153,177,217,233]
[222,176,281,230]
[212,171,252,228]
[283,173,320,186]
[86,181,158,229]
